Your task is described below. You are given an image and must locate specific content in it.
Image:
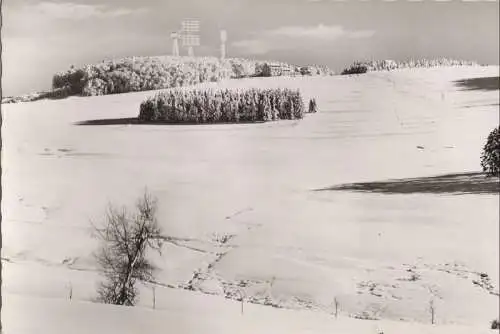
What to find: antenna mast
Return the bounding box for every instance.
[171,32,180,56]
[181,19,200,57]
[220,30,227,60]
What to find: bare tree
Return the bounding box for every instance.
[93,191,163,306]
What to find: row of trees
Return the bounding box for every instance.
[138,88,312,123]
[341,58,479,75]
[52,56,334,97]
[53,57,239,96]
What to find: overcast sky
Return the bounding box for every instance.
[2,0,499,96]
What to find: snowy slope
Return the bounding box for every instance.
[3,293,496,334]
[2,66,499,333]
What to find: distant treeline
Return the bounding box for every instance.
[341,58,480,75]
[2,57,334,104]
[51,56,333,97]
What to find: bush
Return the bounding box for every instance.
[341,62,368,75]
[138,88,310,123]
[52,67,87,95]
[481,126,500,177]
[259,63,272,77]
[308,98,318,113]
[301,65,335,76]
[93,191,163,306]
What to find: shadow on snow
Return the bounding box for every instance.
[316,172,499,195]
[454,76,500,91]
[75,118,268,126]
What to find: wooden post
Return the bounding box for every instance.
[240,290,244,315]
[430,300,435,325]
[153,286,156,309]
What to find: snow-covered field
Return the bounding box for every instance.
[2,66,499,333]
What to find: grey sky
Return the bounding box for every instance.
[2,0,499,96]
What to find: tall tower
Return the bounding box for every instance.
[171,32,180,57]
[181,19,200,57]
[220,30,227,60]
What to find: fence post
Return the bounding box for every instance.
[153,286,156,309]
[239,289,245,315]
[430,300,435,325]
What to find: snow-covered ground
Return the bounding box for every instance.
[2,66,499,333]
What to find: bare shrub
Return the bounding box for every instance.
[93,191,163,306]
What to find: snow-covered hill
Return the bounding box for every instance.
[2,66,499,333]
